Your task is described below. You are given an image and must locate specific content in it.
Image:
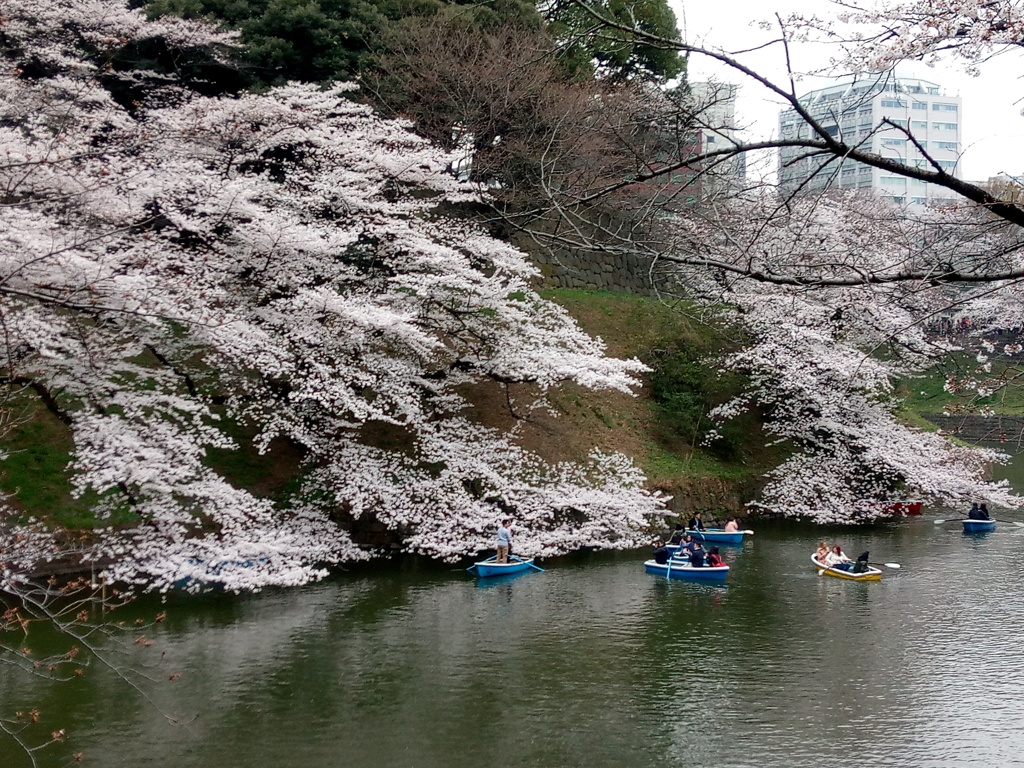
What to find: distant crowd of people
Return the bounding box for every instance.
[927,316,1023,341]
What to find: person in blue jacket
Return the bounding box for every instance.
[688,541,706,567]
[495,519,513,563]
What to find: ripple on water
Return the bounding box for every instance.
[10,521,1024,768]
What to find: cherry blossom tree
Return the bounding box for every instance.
[523,0,1024,520]
[798,0,1024,75]
[0,0,668,592]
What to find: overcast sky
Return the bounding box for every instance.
[668,0,1024,181]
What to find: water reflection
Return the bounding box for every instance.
[6,515,1024,766]
[472,570,533,589]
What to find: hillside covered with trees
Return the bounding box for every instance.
[3,0,1024,600]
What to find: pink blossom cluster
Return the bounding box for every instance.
[0,0,663,590]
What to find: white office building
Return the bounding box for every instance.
[778,74,962,206]
[691,81,745,186]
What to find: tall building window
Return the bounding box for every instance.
[936,160,958,170]
[881,99,907,108]
[911,120,928,130]
[912,102,928,110]
[932,103,958,111]
[932,122,958,131]
[882,138,907,147]
[933,141,958,150]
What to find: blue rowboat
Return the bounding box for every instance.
[644,558,729,582]
[468,556,539,578]
[683,528,753,545]
[963,519,996,533]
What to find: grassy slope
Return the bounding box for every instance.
[896,353,1024,420]
[0,290,775,528]
[530,290,778,512]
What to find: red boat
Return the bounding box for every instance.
[882,500,923,517]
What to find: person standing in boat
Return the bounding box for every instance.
[495,519,513,564]
[688,512,706,531]
[723,518,739,533]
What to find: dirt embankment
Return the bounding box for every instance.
[457,291,772,521]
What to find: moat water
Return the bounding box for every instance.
[4,461,1024,767]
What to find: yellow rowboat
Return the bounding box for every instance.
[811,555,882,581]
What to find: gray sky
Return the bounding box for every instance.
[670,0,1024,181]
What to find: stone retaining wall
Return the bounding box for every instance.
[922,413,1024,447]
[532,248,661,296]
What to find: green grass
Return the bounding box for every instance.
[201,412,306,500]
[0,403,133,527]
[545,289,775,487]
[896,355,1024,416]
[540,289,710,354]
[640,443,750,481]
[0,397,304,530]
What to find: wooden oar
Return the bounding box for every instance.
[510,555,545,572]
[466,554,498,572]
[868,561,901,569]
[934,517,1023,526]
